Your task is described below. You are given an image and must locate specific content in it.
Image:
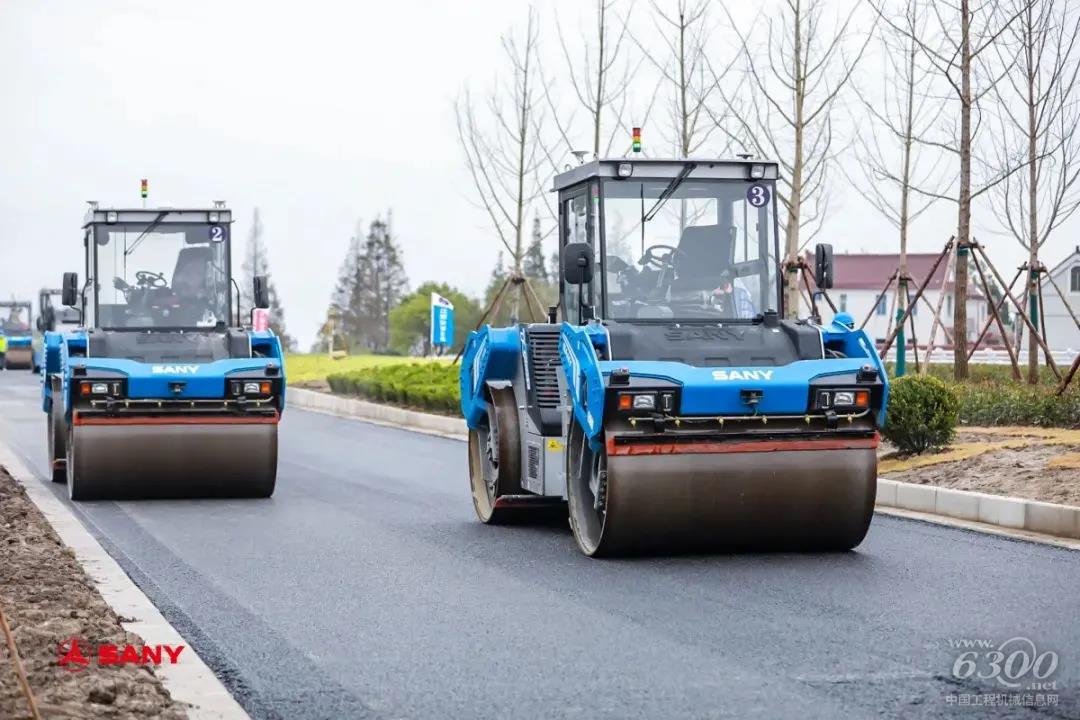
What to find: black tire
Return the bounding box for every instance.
[565,422,610,557]
[467,385,522,524]
[46,415,66,483]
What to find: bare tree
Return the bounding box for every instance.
[849,0,949,353]
[547,0,639,157]
[455,9,548,320]
[719,0,872,318]
[634,0,720,158]
[874,0,1030,379]
[988,0,1080,383]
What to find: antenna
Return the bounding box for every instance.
[570,150,590,165]
[736,152,754,160]
[213,200,226,208]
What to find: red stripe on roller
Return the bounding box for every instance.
[74,412,279,426]
[606,433,879,456]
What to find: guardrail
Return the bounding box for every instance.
[879,348,1078,366]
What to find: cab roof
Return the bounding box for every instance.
[82,205,232,228]
[552,158,780,191]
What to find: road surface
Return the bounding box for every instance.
[0,370,1077,719]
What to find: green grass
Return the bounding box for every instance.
[285,353,449,384]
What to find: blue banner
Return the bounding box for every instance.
[430,293,455,347]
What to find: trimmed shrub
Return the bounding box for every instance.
[884,375,960,454]
[956,383,1080,428]
[326,362,460,415]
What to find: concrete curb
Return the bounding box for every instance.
[287,388,1080,548]
[875,478,1080,542]
[288,387,468,440]
[0,443,249,720]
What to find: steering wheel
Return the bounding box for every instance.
[640,244,687,270]
[135,270,168,289]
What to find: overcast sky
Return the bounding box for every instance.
[2,0,1077,348]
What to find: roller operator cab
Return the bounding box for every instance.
[0,300,34,370]
[460,158,889,557]
[42,204,285,500]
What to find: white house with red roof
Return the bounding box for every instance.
[1024,245,1080,355]
[809,252,988,346]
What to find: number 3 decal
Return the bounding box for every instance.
[747,184,770,207]
[209,225,225,242]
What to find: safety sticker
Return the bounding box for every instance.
[546,439,564,451]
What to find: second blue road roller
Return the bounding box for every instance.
[42,202,286,499]
[460,156,890,556]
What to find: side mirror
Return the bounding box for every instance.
[561,242,594,285]
[253,275,271,309]
[814,243,834,290]
[61,272,79,307]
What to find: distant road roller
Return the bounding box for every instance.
[42,202,285,499]
[0,300,34,370]
[460,157,889,556]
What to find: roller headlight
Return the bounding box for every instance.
[617,392,657,412]
[231,379,274,397]
[79,380,123,398]
[814,388,869,410]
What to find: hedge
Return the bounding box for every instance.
[955,383,1080,428]
[326,362,460,414]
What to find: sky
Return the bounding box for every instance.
[2,0,1077,348]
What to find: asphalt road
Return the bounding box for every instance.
[0,369,1078,720]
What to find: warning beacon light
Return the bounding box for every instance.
[632,127,642,153]
[140,179,148,199]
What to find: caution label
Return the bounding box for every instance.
[546,439,564,451]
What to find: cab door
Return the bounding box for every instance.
[559,182,598,325]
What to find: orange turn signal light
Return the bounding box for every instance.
[80,382,91,396]
[618,394,633,410]
[260,382,272,394]
[854,390,870,408]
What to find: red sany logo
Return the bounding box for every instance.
[58,637,184,671]
[58,638,90,672]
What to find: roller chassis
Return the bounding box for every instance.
[460,157,891,557]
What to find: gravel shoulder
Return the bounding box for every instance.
[880,427,1080,507]
[0,467,187,719]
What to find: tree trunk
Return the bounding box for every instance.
[1025,4,1039,385]
[784,0,805,320]
[953,0,972,380]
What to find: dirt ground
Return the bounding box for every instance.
[0,468,187,719]
[880,428,1080,507]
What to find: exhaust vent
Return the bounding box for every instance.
[526,327,561,409]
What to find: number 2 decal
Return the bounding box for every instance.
[747,184,771,207]
[209,225,225,242]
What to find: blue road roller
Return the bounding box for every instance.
[42,202,286,499]
[460,157,889,556]
[0,300,34,370]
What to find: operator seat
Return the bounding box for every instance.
[671,224,734,294]
[172,246,213,297]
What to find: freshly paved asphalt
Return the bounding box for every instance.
[0,370,1077,719]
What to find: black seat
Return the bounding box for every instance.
[671,224,733,293]
[172,246,213,297]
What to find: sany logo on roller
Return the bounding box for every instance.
[151,364,200,375]
[712,369,774,381]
